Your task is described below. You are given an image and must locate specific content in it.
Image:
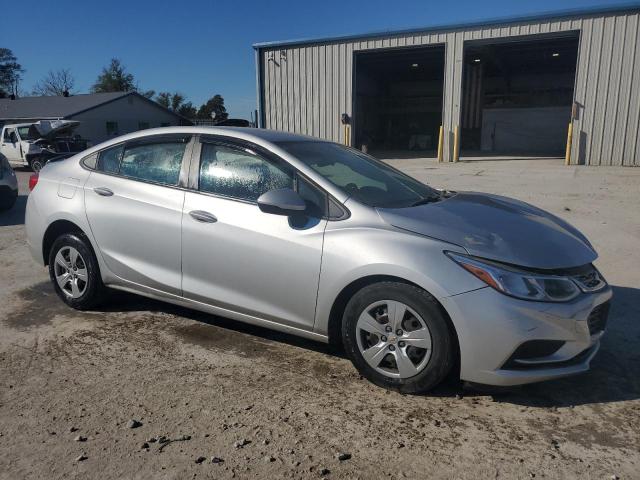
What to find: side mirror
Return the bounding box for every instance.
[257,188,306,216]
[9,133,18,144]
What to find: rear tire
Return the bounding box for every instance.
[30,157,45,172]
[0,189,17,211]
[48,233,106,310]
[342,282,454,394]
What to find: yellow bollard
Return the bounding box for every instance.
[453,125,460,163]
[437,125,444,163]
[565,122,573,165]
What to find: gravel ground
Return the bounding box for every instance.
[1,160,639,480]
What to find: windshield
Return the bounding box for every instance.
[17,126,35,140]
[277,141,440,208]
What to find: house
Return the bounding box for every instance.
[0,91,191,145]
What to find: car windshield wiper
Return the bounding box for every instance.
[409,195,441,207]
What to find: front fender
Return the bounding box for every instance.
[313,226,486,335]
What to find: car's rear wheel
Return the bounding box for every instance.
[48,233,106,310]
[342,282,455,393]
[0,189,17,211]
[30,157,45,172]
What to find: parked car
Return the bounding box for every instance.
[24,127,612,393]
[0,120,89,172]
[0,154,18,211]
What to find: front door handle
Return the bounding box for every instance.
[93,187,114,196]
[189,210,217,223]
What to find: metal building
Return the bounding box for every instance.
[254,4,640,166]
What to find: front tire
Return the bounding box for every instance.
[48,233,106,310]
[342,282,454,394]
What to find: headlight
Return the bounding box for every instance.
[446,252,581,302]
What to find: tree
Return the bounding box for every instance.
[155,91,196,118]
[156,91,171,109]
[177,102,197,119]
[32,69,75,96]
[197,94,228,122]
[91,58,135,93]
[0,48,24,97]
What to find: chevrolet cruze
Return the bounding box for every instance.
[25,127,612,393]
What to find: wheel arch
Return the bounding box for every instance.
[326,275,461,372]
[42,219,90,266]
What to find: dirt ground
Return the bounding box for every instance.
[1,160,639,480]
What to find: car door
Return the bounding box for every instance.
[1,128,22,163]
[84,134,192,295]
[181,137,327,330]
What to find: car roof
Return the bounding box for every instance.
[74,126,350,203]
[111,126,320,145]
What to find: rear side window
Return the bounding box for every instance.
[199,143,293,202]
[96,145,123,173]
[119,142,186,186]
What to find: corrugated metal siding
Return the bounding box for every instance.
[259,10,640,166]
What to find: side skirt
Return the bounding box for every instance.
[106,280,329,344]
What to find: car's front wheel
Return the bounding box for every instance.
[342,282,455,394]
[48,233,106,310]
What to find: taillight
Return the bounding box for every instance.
[28,173,39,191]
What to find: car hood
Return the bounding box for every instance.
[377,192,597,269]
[28,120,80,141]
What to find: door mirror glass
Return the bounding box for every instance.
[257,188,307,216]
[9,132,18,143]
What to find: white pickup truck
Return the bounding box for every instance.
[0,120,89,171]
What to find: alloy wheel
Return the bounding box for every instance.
[53,246,88,299]
[355,300,432,379]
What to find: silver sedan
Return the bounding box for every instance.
[25,127,612,393]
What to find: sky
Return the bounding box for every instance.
[2,0,626,119]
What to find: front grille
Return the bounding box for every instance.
[588,301,610,334]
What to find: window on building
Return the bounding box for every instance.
[138,122,150,130]
[199,143,293,201]
[106,121,119,136]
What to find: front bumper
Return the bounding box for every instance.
[441,285,612,386]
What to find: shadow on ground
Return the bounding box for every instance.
[8,281,639,405]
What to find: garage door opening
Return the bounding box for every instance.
[460,33,579,159]
[353,45,445,159]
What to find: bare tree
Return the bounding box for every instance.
[32,69,75,96]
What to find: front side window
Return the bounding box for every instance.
[277,141,440,208]
[199,143,293,202]
[296,174,327,217]
[119,141,186,185]
[138,122,150,130]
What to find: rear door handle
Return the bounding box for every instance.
[189,210,217,223]
[93,187,114,196]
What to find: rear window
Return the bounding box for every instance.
[92,136,188,186]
